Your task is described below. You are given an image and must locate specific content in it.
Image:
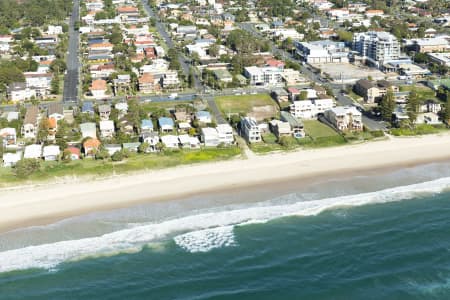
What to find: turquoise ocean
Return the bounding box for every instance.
[2,162,450,299]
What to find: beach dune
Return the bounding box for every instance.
[1,134,450,233]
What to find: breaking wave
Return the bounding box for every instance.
[1,177,450,273]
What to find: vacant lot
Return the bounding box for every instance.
[215,94,278,121]
[303,120,339,138]
[399,85,439,102]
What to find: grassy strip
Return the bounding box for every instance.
[390,124,447,136]
[0,147,242,188]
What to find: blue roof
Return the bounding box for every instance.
[158,117,174,127]
[82,101,94,112]
[141,119,153,128]
[196,111,211,118]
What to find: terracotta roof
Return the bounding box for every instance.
[366,10,384,14]
[117,6,138,13]
[83,138,101,148]
[48,117,57,128]
[90,42,113,48]
[66,147,81,156]
[266,59,285,67]
[91,79,107,90]
[139,73,154,84]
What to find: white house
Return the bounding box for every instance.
[47,25,63,35]
[141,132,160,152]
[290,99,334,119]
[100,120,115,138]
[217,124,234,145]
[105,144,121,156]
[201,127,220,147]
[161,135,179,149]
[324,106,363,132]
[244,66,283,86]
[24,144,42,159]
[0,127,17,146]
[80,122,97,139]
[240,117,261,143]
[195,111,212,124]
[2,152,21,167]
[42,145,61,161]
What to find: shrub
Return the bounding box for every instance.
[111,150,124,162]
[13,159,41,178]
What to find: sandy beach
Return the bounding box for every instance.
[1,133,450,233]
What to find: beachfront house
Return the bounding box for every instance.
[240,117,261,143]
[269,120,292,139]
[24,144,42,159]
[105,144,121,156]
[324,106,363,132]
[43,145,61,161]
[141,132,160,152]
[65,147,81,160]
[201,127,220,147]
[217,124,234,145]
[83,138,101,157]
[280,111,305,138]
[3,152,21,167]
[161,135,179,149]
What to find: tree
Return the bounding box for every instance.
[337,30,353,42]
[406,88,419,126]
[37,117,50,142]
[13,159,40,178]
[95,148,110,160]
[380,87,396,123]
[299,91,308,100]
[50,59,67,75]
[50,76,59,94]
[188,70,195,88]
[138,142,149,153]
[209,44,219,57]
[440,92,450,124]
[61,149,72,162]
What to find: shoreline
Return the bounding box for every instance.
[1,133,450,233]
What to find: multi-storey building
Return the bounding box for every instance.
[353,31,400,67]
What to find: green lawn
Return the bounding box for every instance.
[390,124,447,136]
[0,147,242,188]
[215,94,278,115]
[399,85,439,102]
[303,120,340,138]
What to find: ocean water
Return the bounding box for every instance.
[1,163,450,299]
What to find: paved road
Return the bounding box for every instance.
[140,0,202,90]
[206,97,227,124]
[63,0,80,104]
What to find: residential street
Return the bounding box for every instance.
[62,0,80,104]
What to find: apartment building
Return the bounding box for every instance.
[324,106,363,132]
[244,66,283,86]
[353,31,400,67]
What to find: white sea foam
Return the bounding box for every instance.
[1,177,450,273]
[174,226,236,253]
